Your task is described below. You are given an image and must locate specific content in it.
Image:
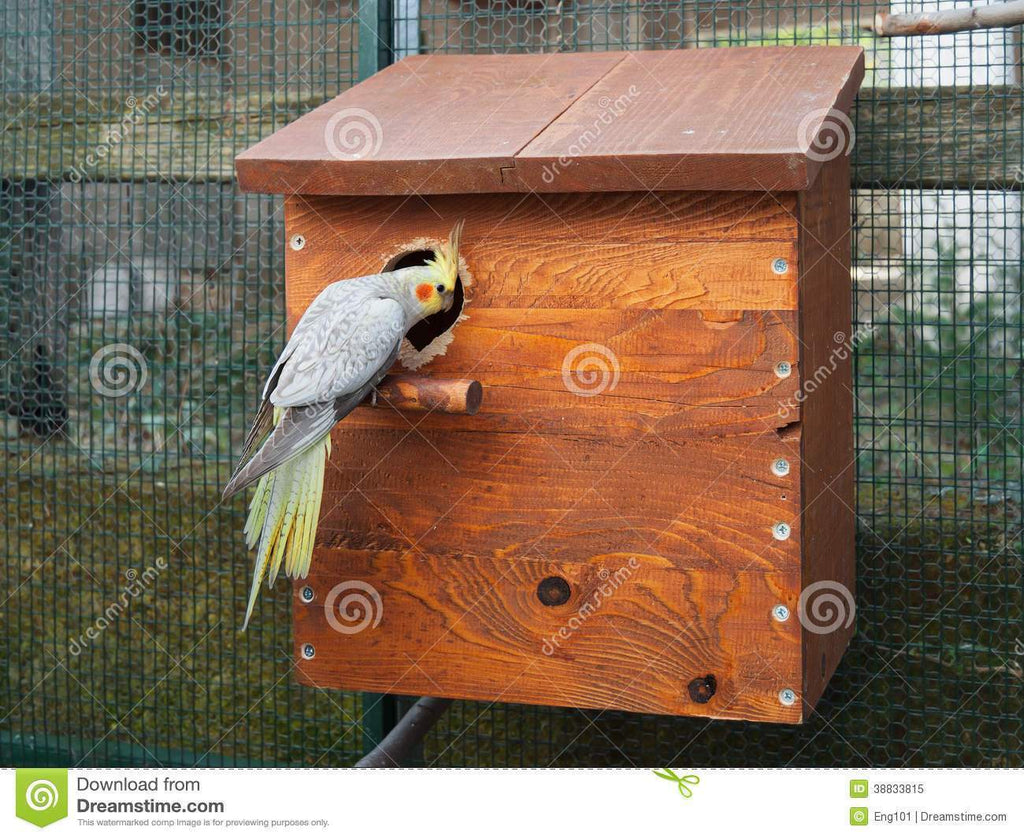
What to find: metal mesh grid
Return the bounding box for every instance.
[3,1,1022,767]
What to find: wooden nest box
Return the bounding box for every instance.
[237,46,865,724]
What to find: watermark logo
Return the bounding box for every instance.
[324,108,383,160]
[653,768,699,799]
[561,343,620,397]
[324,580,383,634]
[798,580,856,635]
[89,342,148,398]
[16,768,68,827]
[850,806,869,826]
[797,106,855,163]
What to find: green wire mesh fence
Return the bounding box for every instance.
[2,1,1022,767]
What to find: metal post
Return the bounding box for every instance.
[358,0,393,81]
[361,692,399,757]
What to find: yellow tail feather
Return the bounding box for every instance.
[241,435,330,630]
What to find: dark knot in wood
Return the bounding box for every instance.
[687,674,717,704]
[536,576,572,607]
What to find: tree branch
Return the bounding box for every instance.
[867,1,1024,36]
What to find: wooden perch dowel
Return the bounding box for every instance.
[365,375,483,415]
[868,1,1024,36]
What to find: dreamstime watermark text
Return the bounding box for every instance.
[540,85,642,183]
[542,557,640,655]
[68,559,167,656]
[68,88,168,182]
[778,324,876,419]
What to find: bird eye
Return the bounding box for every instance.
[435,283,445,293]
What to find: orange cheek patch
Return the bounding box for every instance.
[415,283,434,302]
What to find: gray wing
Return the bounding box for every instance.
[223,293,405,499]
[222,339,400,499]
[270,287,407,407]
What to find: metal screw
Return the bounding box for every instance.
[772,521,791,541]
[772,604,790,622]
[771,257,789,275]
[771,457,790,477]
[779,688,796,706]
[774,360,792,379]
[290,234,306,251]
[301,586,314,603]
[301,643,315,660]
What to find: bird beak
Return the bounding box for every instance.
[443,292,455,312]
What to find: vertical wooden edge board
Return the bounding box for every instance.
[796,155,856,719]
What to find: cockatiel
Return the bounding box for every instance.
[224,221,464,628]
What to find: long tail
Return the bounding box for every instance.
[241,433,331,630]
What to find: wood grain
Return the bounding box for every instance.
[796,154,856,719]
[512,46,865,193]
[237,52,624,195]
[316,428,802,574]
[284,193,801,316]
[286,191,801,248]
[285,194,802,438]
[237,47,863,195]
[367,375,482,415]
[293,550,803,722]
[338,308,801,438]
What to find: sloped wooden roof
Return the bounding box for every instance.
[236,46,864,195]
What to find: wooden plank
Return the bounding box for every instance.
[236,53,625,195]
[287,190,801,246]
[851,85,1024,189]
[316,429,802,574]
[285,193,802,438]
[511,46,865,193]
[284,193,801,317]
[796,154,857,719]
[234,46,863,194]
[293,550,803,722]
[4,87,1019,190]
[334,308,803,438]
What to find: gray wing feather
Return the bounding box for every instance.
[270,292,406,407]
[222,338,400,499]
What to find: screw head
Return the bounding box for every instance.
[771,457,790,477]
[779,688,796,706]
[772,521,791,541]
[772,604,790,622]
[301,586,314,603]
[301,643,315,659]
[771,257,789,275]
[290,233,306,251]
[774,360,792,379]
